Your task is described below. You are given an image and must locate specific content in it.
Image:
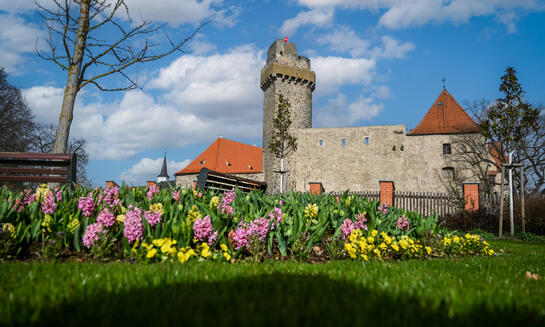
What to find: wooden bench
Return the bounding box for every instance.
[0,152,77,187]
[196,168,266,193]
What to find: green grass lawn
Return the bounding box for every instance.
[1,239,544,327]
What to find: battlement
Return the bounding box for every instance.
[261,39,315,91]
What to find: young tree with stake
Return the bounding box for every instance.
[269,94,297,193]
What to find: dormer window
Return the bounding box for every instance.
[248,165,253,170]
[200,160,206,165]
[226,161,231,167]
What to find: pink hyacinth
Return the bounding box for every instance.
[41,192,57,214]
[172,190,180,203]
[193,215,214,242]
[208,231,218,246]
[146,184,159,200]
[354,213,368,231]
[22,190,35,206]
[55,188,62,202]
[233,217,271,250]
[78,193,95,217]
[103,186,119,207]
[97,208,115,228]
[378,204,388,215]
[123,206,143,243]
[341,219,355,240]
[218,189,235,215]
[144,210,161,226]
[268,207,283,228]
[397,214,410,231]
[83,222,104,248]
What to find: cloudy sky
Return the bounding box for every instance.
[1,0,544,186]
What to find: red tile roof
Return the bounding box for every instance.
[175,138,262,175]
[408,89,480,136]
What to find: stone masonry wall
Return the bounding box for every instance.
[291,125,482,193]
[261,39,314,193]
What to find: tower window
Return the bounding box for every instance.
[442,167,455,180]
[489,175,496,185]
[443,143,451,154]
[318,139,323,147]
[364,137,370,145]
[341,138,346,146]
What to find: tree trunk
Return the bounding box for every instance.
[53,0,90,154]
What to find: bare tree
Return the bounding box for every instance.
[36,0,204,154]
[0,68,36,152]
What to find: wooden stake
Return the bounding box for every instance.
[499,165,504,238]
[521,166,525,233]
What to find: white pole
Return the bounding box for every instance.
[280,157,284,194]
[509,151,514,236]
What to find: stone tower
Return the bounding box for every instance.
[261,39,315,193]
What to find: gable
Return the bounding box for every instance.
[408,89,480,136]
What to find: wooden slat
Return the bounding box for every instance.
[0,152,72,160]
[0,159,71,167]
[0,167,69,175]
[0,175,68,183]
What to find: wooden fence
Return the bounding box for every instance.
[332,190,501,218]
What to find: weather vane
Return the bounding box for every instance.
[442,78,446,89]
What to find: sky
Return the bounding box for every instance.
[1,0,544,186]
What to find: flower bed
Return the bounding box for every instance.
[0,184,494,262]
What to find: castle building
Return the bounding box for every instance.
[176,39,497,193]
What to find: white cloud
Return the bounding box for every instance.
[0,14,46,73]
[496,12,519,33]
[316,26,369,57]
[23,45,265,160]
[0,1,37,13]
[279,8,334,35]
[114,0,237,26]
[295,0,542,31]
[311,56,376,94]
[371,35,414,59]
[315,92,384,126]
[148,44,264,120]
[119,157,191,185]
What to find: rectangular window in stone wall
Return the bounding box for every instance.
[341,138,346,146]
[443,143,452,154]
[318,139,324,147]
[364,136,370,144]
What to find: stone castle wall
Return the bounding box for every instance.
[290,125,482,192]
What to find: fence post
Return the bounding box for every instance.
[463,182,480,211]
[69,153,77,188]
[520,166,525,233]
[379,181,395,206]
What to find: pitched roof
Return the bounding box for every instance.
[408,89,480,136]
[175,138,262,175]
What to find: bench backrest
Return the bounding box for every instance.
[196,168,266,193]
[0,152,77,186]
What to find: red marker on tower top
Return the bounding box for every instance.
[283,36,288,43]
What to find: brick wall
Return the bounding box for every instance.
[463,183,480,211]
[309,182,324,195]
[379,181,395,206]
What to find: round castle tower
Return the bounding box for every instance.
[261,39,315,193]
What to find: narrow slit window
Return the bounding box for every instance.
[318,139,323,147]
[364,137,370,145]
[443,143,452,154]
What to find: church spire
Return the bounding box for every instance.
[157,152,169,182]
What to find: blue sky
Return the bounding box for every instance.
[1,0,544,186]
